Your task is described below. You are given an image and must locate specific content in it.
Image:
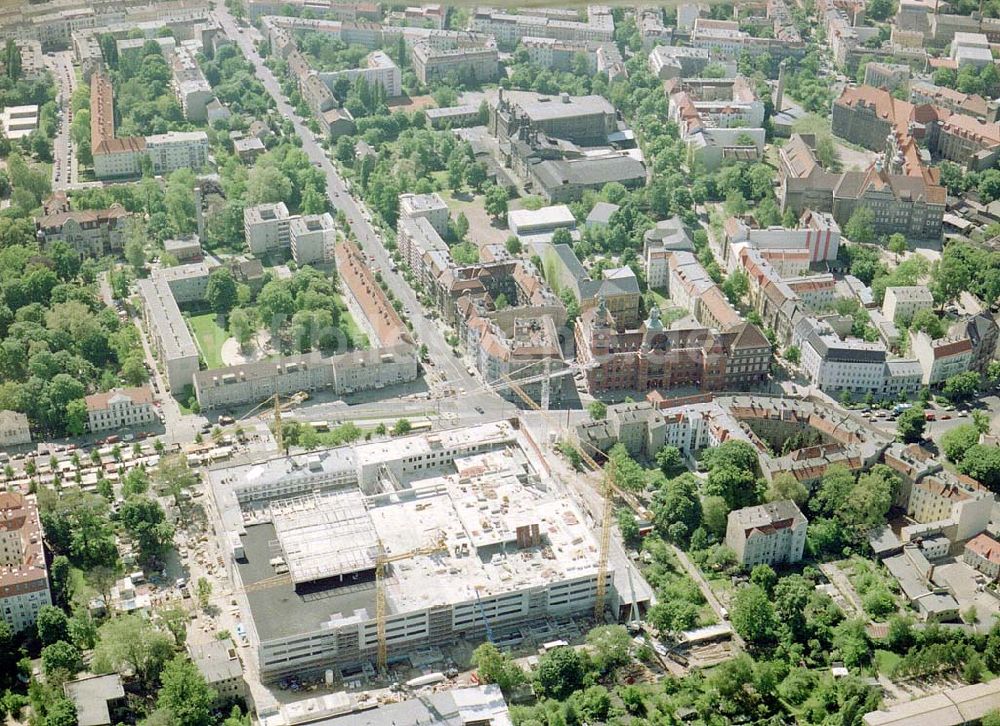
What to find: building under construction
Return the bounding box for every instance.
[208,422,643,682]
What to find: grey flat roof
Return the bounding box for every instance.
[237,522,378,642]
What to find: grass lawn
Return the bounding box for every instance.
[874,649,901,676]
[188,313,228,370]
[334,295,370,349]
[647,290,689,324]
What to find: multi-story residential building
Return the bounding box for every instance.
[170,44,214,122]
[690,17,806,60]
[910,80,999,122]
[244,202,292,256]
[951,312,999,375]
[0,411,30,448]
[85,386,157,433]
[907,473,992,541]
[145,131,210,174]
[399,192,450,235]
[466,313,567,405]
[648,44,711,79]
[187,641,248,708]
[90,69,210,179]
[643,217,695,289]
[882,286,934,324]
[289,213,336,266]
[334,239,413,349]
[912,332,974,386]
[801,329,888,394]
[0,493,52,634]
[35,197,131,258]
[411,41,498,85]
[779,134,945,240]
[469,6,614,48]
[397,215,450,284]
[136,273,200,392]
[318,50,402,97]
[521,36,624,78]
[964,533,1000,580]
[725,500,808,568]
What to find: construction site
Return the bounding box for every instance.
[208,421,648,684]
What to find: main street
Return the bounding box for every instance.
[212,5,500,415]
[44,50,76,190]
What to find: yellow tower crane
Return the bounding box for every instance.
[376,533,448,675]
[500,373,614,622]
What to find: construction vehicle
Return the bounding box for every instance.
[376,533,448,674]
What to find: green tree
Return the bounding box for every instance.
[36,605,69,646]
[391,418,412,436]
[196,577,212,609]
[206,267,238,315]
[766,471,808,506]
[910,308,945,339]
[471,643,525,695]
[119,497,175,564]
[42,698,77,726]
[845,206,876,244]
[155,454,199,506]
[41,640,82,676]
[536,646,585,700]
[65,398,89,437]
[896,406,926,443]
[960,444,1000,489]
[92,614,175,688]
[652,473,702,543]
[942,424,980,462]
[730,584,777,648]
[943,371,980,401]
[888,233,907,259]
[656,445,683,475]
[484,184,508,221]
[587,401,607,420]
[750,564,777,595]
[157,655,216,726]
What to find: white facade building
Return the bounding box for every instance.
[0,410,31,448]
[726,500,808,567]
[289,213,336,265]
[0,493,52,634]
[244,202,292,256]
[85,386,157,433]
[882,286,934,324]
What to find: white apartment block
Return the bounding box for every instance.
[146,131,209,174]
[908,473,993,541]
[0,493,52,635]
[171,45,214,122]
[882,286,934,324]
[411,42,499,85]
[244,202,292,256]
[726,500,808,568]
[911,331,973,385]
[289,213,336,265]
[801,331,888,393]
[137,274,200,392]
[0,410,30,448]
[318,50,401,97]
[399,192,450,235]
[469,6,614,47]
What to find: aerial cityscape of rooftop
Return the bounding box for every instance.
[2,0,1000,724]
